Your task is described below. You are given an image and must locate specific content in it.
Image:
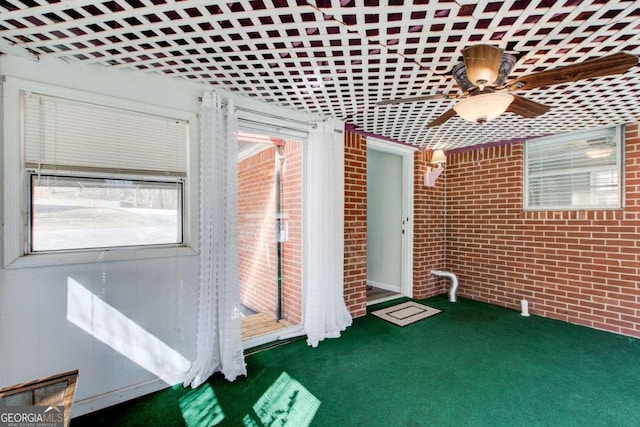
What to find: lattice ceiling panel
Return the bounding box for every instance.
[1,0,639,149]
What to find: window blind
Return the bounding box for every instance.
[22,91,188,176]
[525,126,621,209]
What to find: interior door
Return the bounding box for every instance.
[366,148,403,293]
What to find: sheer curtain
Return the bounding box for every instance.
[304,118,353,347]
[183,91,246,388]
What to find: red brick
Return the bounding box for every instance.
[434,125,640,339]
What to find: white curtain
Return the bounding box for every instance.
[304,119,353,347]
[183,91,246,388]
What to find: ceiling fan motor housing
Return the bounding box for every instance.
[462,44,504,89]
[454,53,516,92]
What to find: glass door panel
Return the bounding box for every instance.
[237,131,303,341]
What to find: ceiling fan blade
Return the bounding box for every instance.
[427,109,458,128]
[376,94,450,106]
[507,52,638,91]
[506,95,550,118]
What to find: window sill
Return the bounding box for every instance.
[4,245,198,269]
[521,209,624,221]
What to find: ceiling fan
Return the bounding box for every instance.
[377,45,638,127]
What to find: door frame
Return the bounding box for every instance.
[366,137,416,301]
[238,123,307,351]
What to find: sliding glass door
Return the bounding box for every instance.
[237,131,304,344]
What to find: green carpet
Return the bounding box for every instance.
[71,295,640,426]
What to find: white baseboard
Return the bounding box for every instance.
[71,378,168,418]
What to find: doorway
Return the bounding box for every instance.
[237,131,304,346]
[366,138,415,304]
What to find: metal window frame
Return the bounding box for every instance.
[26,170,185,254]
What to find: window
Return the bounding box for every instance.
[524,126,622,210]
[21,91,188,254]
[30,175,182,252]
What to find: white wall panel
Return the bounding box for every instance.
[0,55,201,417]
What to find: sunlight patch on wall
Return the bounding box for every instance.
[179,383,225,426]
[243,200,276,285]
[66,277,191,384]
[243,372,320,427]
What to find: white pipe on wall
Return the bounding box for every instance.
[430,269,459,302]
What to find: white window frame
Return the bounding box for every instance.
[2,77,199,268]
[524,126,623,211]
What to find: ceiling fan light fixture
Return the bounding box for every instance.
[453,93,515,123]
[462,44,503,88]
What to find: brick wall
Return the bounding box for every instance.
[444,124,640,338]
[238,147,276,317]
[343,125,639,337]
[343,132,451,315]
[343,131,368,317]
[413,149,447,299]
[280,140,303,324]
[238,142,302,325]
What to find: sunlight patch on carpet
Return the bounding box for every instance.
[179,383,225,426]
[371,301,441,327]
[243,372,320,427]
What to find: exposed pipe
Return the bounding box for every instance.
[430,269,459,302]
